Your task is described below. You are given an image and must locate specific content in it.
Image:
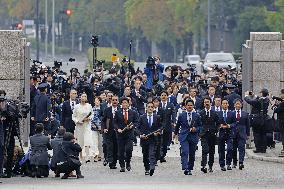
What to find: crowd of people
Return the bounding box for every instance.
[0,55,283,180]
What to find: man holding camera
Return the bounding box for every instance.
[272,89,284,157]
[244,89,270,153]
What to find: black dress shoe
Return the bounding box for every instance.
[120,168,126,172]
[184,169,190,175]
[160,158,166,163]
[145,170,150,175]
[150,169,154,176]
[239,164,244,170]
[232,164,237,168]
[227,166,232,170]
[126,166,131,171]
[221,167,226,171]
[201,167,207,173]
[85,160,91,163]
[61,174,69,179]
[209,167,213,172]
[77,174,84,179]
[110,166,117,169]
[103,160,108,166]
[253,150,262,153]
[2,174,12,178]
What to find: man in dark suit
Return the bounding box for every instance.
[31,83,51,135]
[231,99,250,170]
[189,87,203,112]
[224,85,241,111]
[61,89,78,134]
[174,99,202,175]
[137,102,162,176]
[102,95,120,169]
[114,97,138,172]
[217,99,234,171]
[157,91,176,162]
[212,96,222,112]
[199,97,220,173]
[130,77,147,115]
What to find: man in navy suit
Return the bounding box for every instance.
[174,99,202,175]
[61,89,78,134]
[217,99,234,171]
[157,91,176,162]
[231,99,250,170]
[199,97,220,173]
[189,87,203,112]
[212,96,222,112]
[31,83,51,135]
[137,102,161,176]
[114,97,138,172]
[130,77,147,115]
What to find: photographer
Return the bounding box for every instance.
[244,89,270,153]
[271,89,284,157]
[144,56,164,91]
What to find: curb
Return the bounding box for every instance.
[246,149,284,164]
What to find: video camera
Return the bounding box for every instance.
[54,60,62,68]
[146,56,156,68]
[272,96,283,102]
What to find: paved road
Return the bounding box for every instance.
[2,142,284,189]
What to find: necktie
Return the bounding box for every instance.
[148,115,152,127]
[237,110,240,121]
[71,101,75,110]
[124,110,128,124]
[223,111,227,123]
[163,103,166,109]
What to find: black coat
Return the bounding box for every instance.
[61,100,78,133]
[57,141,82,163]
[31,93,51,122]
[102,106,121,133]
[137,114,161,145]
[114,109,138,139]
[157,102,176,132]
[29,133,52,165]
[50,135,63,169]
[130,89,147,114]
[225,92,242,110]
[199,109,220,136]
[244,96,270,115]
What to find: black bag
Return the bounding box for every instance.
[269,113,284,132]
[250,98,266,128]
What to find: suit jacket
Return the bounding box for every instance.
[31,93,51,122]
[175,111,202,143]
[114,109,138,139]
[274,101,284,121]
[157,102,176,132]
[61,100,78,132]
[190,96,203,111]
[29,133,52,165]
[217,110,234,138]
[199,109,220,136]
[231,110,250,139]
[102,106,121,134]
[137,114,161,145]
[50,135,63,169]
[225,92,242,110]
[130,89,147,114]
[57,141,82,163]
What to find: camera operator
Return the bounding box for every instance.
[0,90,18,178]
[244,89,270,153]
[144,56,164,91]
[271,89,284,157]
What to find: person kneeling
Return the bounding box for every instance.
[56,132,84,179]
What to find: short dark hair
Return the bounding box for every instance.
[203,96,212,103]
[120,97,129,103]
[63,132,75,141]
[233,98,243,104]
[281,89,284,94]
[35,123,44,134]
[160,91,168,96]
[57,127,66,136]
[147,101,154,106]
[185,99,194,105]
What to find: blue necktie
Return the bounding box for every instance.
[148,115,152,127]
[223,111,227,123]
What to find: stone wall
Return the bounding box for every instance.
[0,30,26,99]
[0,30,30,145]
[244,32,283,98]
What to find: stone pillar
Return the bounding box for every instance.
[245,32,283,99]
[0,30,30,145]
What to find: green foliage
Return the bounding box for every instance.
[266,0,284,33]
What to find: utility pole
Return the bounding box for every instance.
[52,0,55,60]
[45,0,48,59]
[207,0,211,53]
[219,0,225,51]
[36,0,39,60]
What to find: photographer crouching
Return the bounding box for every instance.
[244,89,270,153]
[271,89,284,157]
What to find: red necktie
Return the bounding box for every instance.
[237,110,240,121]
[124,110,128,124]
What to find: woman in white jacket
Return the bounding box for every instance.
[72,93,94,162]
